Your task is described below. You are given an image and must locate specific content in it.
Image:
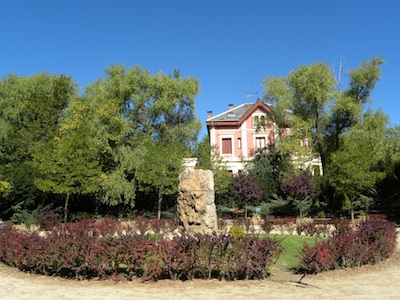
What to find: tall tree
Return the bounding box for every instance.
[135,141,184,219]
[263,58,384,176]
[329,111,388,221]
[0,73,76,218]
[33,98,105,222]
[83,65,201,208]
[264,63,335,173]
[326,57,384,153]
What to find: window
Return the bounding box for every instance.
[255,137,266,150]
[252,114,267,129]
[222,138,232,154]
[237,138,241,149]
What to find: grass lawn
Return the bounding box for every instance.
[266,234,325,270]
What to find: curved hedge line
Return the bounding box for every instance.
[0,220,283,281]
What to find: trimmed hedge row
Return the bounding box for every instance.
[0,220,283,281]
[300,219,398,274]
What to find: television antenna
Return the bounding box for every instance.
[241,90,257,102]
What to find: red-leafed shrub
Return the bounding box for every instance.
[300,219,397,274]
[0,220,283,282]
[273,217,296,234]
[149,218,167,235]
[37,212,60,231]
[332,219,352,235]
[94,216,119,236]
[301,241,335,273]
[133,216,150,235]
[233,217,252,233]
[261,217,274,234]
[145,234,199,281]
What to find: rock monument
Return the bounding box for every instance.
[177,169,217,233]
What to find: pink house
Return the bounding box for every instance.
[206,100,283,174]
[206,99,322,175]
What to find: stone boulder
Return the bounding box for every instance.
[177,169,217,233]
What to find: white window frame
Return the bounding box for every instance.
[219,134,235,157]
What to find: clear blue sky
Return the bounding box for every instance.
[1,0,399,138]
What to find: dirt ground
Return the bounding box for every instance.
[0,235,399,300]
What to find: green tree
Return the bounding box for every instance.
[326,57,384,153]
[195,135,232,196]
[263,58,384,176]
[135,141,184,219]
[329,111,388,222]
[264,63,335,173]
[247,148,293,202]
[83,65,201,208]
[0,73,76,218]
[33,98,106,222]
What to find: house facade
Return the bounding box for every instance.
[206,100,322,175]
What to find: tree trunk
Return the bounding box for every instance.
[350,207,355,224]
[64,192,70,224]
[157,187,163,220]
[299,210,303,226]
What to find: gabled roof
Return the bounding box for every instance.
[206,99,273,127]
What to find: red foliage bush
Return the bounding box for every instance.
[37,212,60,231]
[0,220,283,282]
[300,219,397,274]
[301,241,335,273]
[273,217,296,234]
[261,217,274,234]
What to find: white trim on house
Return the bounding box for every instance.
[219,133,235,158]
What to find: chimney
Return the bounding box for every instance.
[207,111,213,119]
[228,104,233,110]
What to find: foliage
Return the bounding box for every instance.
[261,217,274,234]
[37,212,60,231]
[247,149,293,202]
[0,66,202,219]
[281,170,317,219]
[0,220,283,281]
[231,172,263,217]
[230,225,245,239]
[263,62,335,171]
[195,135,232,195]
[273,217,296,234]
[84,65,200,209]
[300,219,397,274]
[9,202,39,229]
[0,181,11,193]
[329,111,388,221]
[263,57,390,217]
[0,73,76,219]
[135,141,184,219]
[33,97,106,222]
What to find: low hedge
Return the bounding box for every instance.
[0,220,283,281]
[300,219,398,274]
